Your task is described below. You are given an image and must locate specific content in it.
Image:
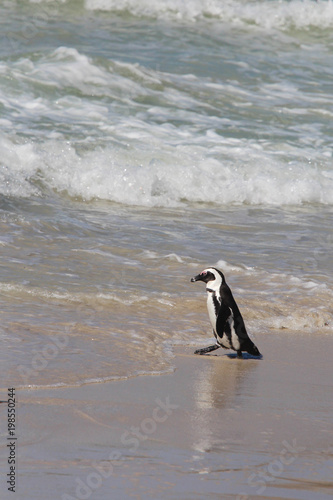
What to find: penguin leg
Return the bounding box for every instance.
[236,350,243,359]
[194,344,221,355]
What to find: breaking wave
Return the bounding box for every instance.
[1,132,332,207]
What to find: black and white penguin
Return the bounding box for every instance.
[191,267,261,359]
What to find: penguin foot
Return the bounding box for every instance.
[194,344,221,355]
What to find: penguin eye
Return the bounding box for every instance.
[201,271,207,276]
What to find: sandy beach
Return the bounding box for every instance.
[2,2,333,499]
[1,331,332,500]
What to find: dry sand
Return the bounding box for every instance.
[1,331,333,500]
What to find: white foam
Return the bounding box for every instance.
[0,283,151,307]
[0,136,41,198]
[84,0,333,30]
[1,46,333,207]
[142,250,185,263]
[1,131,333,206]
[216,260,255,274]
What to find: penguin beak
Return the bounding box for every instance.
[190,274,201,282]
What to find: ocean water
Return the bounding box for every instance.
[1,0,333,389]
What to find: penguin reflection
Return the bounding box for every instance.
[191,353,258,454]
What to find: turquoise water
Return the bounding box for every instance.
[1,0,332,389]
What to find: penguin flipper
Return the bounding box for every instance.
[215,302,233,339]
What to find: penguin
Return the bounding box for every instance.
[191,267,261,359]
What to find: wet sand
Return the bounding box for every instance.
[1,331,333,500]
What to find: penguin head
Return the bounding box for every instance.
[191,267,224,284]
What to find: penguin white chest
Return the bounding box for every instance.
[206,292,219,332]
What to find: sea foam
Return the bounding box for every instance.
[1,45,332,207]
[84,0,333,30]
[1,133,333,207]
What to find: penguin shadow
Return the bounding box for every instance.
[196,349,262,360]
[226,352,263,360]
